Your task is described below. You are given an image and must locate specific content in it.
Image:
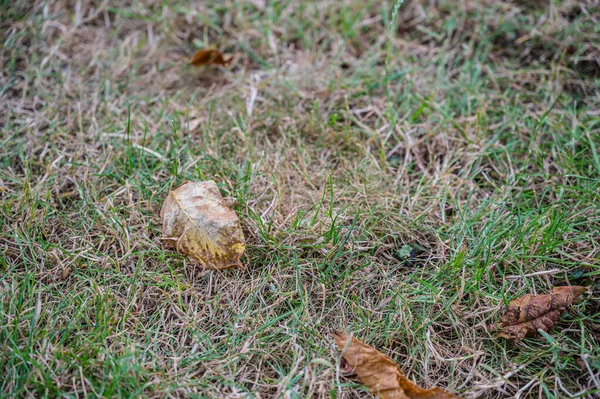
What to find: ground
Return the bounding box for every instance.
[1,0,599,398]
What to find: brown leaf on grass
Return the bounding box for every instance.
[333,331,462,399]
[160,181,245,269]
[190,49,233,67]
[492,286,588,340]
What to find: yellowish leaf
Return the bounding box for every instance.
[333,331,462,399]
[190,49,233,67]
[160,181,245,269]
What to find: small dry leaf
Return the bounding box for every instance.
[249,0,266,9]
[190,49,233,67]
[492,286,588,340]
[333,331,462,399]
[160,181,245,269]
[187,118,202,132]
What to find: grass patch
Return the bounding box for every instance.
[1,0,599,397]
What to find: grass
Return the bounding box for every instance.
[1,0,599,398]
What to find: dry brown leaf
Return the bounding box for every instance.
[492,286,588,340]
[333,331,462,399]
[190,49,233,67]
[160,181,245,269]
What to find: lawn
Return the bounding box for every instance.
[1,0,599,398]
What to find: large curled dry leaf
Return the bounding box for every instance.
[492,286,588,340]
[190,49,233,67]
[333,331,462,399]
[160,181,245,269]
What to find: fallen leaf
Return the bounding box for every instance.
[397,244,414,260]
[160,181,245,269]
[340,357,356,376]
[249,0,266,9]
[333,331,462,399]
[190,49,233,67]
[492,286,588,340]
[187,118,202,132]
